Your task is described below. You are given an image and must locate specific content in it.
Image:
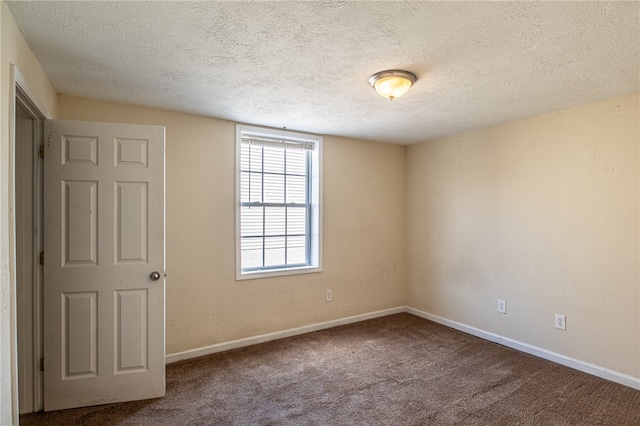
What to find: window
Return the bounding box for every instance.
[236,125,322,279]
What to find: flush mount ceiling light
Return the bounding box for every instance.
[368,70,417,101]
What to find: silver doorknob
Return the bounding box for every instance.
[150,271,161,281]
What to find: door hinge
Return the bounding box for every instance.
[39,251,44,265]
[39,145,44,159]
[40,357,44,372]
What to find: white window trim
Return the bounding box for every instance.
[235,124,322,280]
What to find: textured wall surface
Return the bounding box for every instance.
[406,93,639,377]
[7,1,640,144]
[0,3,57,423]
[57,94,407,354]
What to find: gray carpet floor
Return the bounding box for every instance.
[20,313,640,425]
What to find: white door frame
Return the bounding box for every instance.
[8,64,52,420]
[15,79,46,414]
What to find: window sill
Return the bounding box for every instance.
[236,265,322,281]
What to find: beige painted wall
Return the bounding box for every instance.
[0,2,58,423]
[57,94,407,354]
[406,93,640,378]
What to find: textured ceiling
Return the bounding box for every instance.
[6,1,640,145]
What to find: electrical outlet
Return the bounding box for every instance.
[497,299,506,314]
[555,314,566,330]
[326,290,333,302]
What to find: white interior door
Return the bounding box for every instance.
[43,119,165,411]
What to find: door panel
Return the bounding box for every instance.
[115,182,148,263]
[62,180,98,266]
[115,289,148,373]
[62,291,98,379]
[43,120,165,411]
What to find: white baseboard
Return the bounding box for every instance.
[405,307,640,391]
[165,305,639,391]
[165,307,405,364]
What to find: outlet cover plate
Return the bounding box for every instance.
[555,314,566,330]
[498,299,507,314]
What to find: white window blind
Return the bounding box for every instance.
[236,126,322,279]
